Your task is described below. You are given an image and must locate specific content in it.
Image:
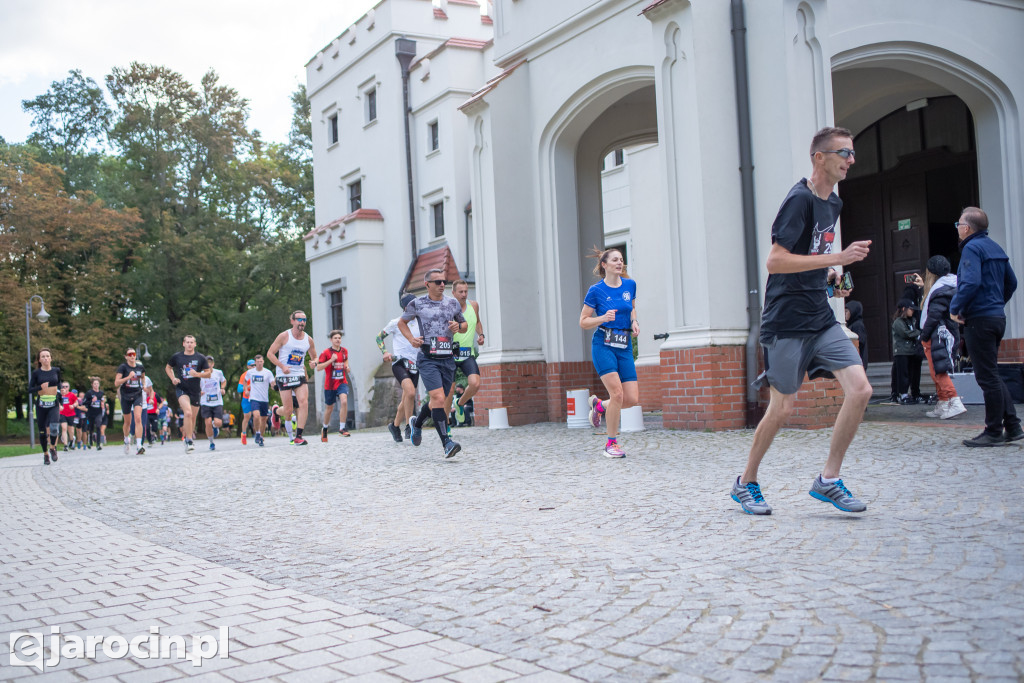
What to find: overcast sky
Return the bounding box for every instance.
[0,0,378,145]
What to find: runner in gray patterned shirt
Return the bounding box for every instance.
[398,269,467,458]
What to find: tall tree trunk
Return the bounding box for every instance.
[0,383,10,438]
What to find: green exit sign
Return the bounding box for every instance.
[897,219,912,231]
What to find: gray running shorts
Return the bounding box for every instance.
[756,324,861,395]
[418,353,456,393]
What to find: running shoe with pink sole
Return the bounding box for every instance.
[588,396,603,428]
[604,441,625,458]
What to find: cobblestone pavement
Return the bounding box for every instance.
[4,417,1024,681]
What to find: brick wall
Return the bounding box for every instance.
[788,378,845,429]
[999,337,1024,362]
[475,361,549,427]
[475,339,889,431]
[637,364,663,411]
[660,346,747,430]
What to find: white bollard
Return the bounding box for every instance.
[488,407,510,429]
[620,405,644,432]
[566,389,590,429]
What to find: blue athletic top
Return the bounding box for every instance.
[584,278,636,332]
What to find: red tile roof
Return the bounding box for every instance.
[446,37,490,49]
[412,37,493,70]
[304,208,383,240]
[641,0,673,14]
[434,7,448,19]
[402,245,462,293]
[481,14,493,24]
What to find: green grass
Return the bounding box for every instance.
[0,444,41,458]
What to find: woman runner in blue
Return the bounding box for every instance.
[579,248,640,457]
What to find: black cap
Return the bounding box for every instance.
[927,255,951,277]
[897,297,920,311]
[400,293,415,309]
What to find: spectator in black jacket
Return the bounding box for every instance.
[892,298,923,403]
[921,255,966,419]
[845,300,868,369]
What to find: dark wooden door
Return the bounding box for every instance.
[839,178,888,365]
[885,175,929,298]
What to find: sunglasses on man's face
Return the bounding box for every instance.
[821,148,855,159]
[126,352,136,357]
[294,318,306,323]
[428,280,448,287]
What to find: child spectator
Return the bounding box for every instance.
[892,298,923,403]
[921,255,967,419]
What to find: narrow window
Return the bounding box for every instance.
[431,201,444,238]
[348,180,362,213]
[366,88,377,123]
[429,120,439,151]
[329,290,344,332]
[614,149,624,166]
[328,114,339,145]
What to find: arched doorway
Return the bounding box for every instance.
[537,70,660,366]
[838,95,978,361]
[831,43,1024,358]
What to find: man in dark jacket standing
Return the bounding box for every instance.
[950,207,1021,446]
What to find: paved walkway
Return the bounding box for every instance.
[2,415,1023,681]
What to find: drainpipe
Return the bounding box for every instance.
[464,201,472,279]
[396,37,418,271]
[731,0,762,427]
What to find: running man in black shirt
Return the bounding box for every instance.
[28,348,62,465]
[165,334,211,453]
[115,348,147,455]
[731,126,873,516]
[83,378,105,450]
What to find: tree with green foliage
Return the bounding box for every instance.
[21,69,112,196]
[0,145,141,435]
[2,66,314,427]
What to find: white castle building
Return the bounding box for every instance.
[306,0,1024,429]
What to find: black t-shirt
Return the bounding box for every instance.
[760,180,843,343]
[84,389,105,412]
[167,352,209,392]
[117,362,146,397]
[30,367,62,408]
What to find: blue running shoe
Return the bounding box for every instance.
[731,477,772,515]
[809,476,866,513]
[410,416,422,447]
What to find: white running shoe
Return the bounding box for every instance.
[942,396,967,419]
[926,400,948,418]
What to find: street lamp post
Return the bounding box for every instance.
[25,295,51,448]
[135,342,152,362]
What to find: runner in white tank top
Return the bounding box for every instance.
[267,310,317,446]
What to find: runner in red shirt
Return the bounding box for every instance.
[314,330,351,442]
[58,382,79,451]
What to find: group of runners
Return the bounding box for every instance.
[374,276,485,459]
[26,277,488,463]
